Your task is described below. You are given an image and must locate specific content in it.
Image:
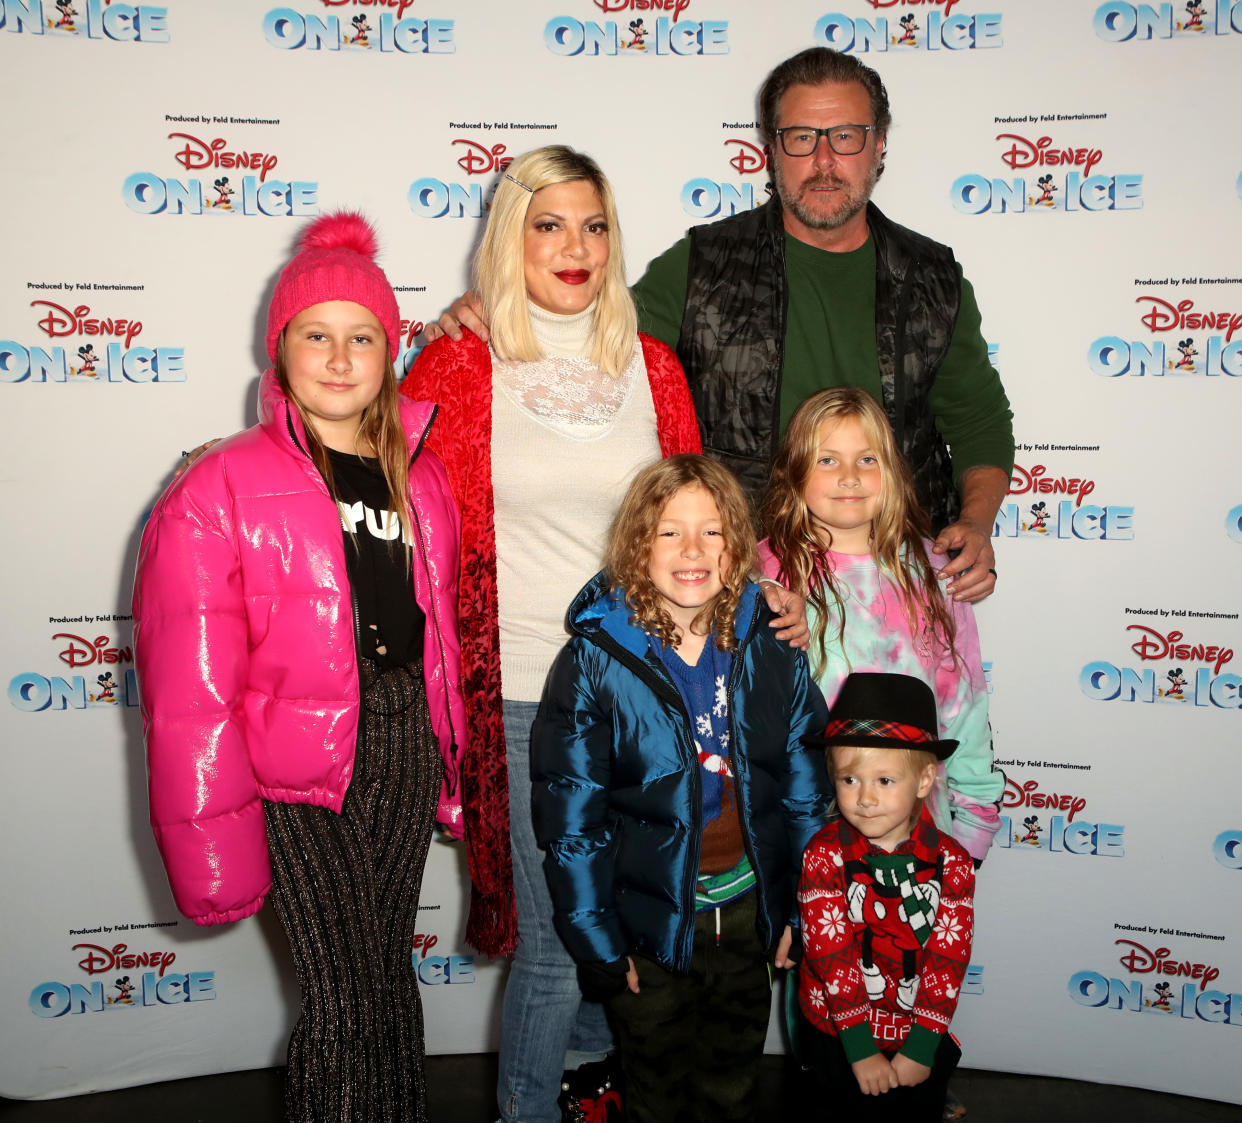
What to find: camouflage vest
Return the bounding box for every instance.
[676,198,961,532]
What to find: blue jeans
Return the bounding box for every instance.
[498,699,614,1123]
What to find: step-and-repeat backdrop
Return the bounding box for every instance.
[2,0,1239,1105]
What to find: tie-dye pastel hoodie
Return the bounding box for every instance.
[758,539,1003,863]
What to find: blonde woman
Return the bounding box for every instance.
[401,146,701,1123]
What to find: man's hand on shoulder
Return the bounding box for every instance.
[422,291,488,345]
[760,581,809,650]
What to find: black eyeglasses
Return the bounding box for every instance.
[775,124,873,158]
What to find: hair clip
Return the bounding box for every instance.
[504,173,533,193]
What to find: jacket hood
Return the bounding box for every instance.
[257,368,437,456]
[566,571,761,659]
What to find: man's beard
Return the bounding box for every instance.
[772,160,879,232]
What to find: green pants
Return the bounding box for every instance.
[607,893,774,1123]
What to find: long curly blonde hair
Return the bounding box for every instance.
[761,388,956,677]
[604,455,756,652]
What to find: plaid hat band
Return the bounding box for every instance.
[822,717,934,745]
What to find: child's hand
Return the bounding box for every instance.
[773,925,799,969]
[891,1053,932,1088]
[760,582,809,650]
[625,956,640,994]
[576,958,631,1002]
[851,1053,898,1096]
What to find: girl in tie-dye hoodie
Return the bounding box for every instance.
[759,388,1003,865]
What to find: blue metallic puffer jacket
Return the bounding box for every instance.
[531,575,832,974]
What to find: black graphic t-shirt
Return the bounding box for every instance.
[327,448,424,668]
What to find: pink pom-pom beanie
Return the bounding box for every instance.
[265,211,401,361]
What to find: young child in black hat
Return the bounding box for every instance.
[796,672,975,1122]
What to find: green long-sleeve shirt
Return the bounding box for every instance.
[632,230,1014,483]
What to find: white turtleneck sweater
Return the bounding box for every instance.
[491,303,660,701]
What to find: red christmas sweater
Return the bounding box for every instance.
[798,806,974,1066]
[402,331,700,955]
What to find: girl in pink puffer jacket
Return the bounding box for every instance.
[133,212,466,1123]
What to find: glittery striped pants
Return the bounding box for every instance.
[265,660,443,1123]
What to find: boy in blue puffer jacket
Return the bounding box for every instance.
[532,454,833,1123]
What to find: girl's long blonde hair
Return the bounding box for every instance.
[604,455,756,652]
[474,145,636,377]
[760,388,956,676]
[275,337,413,563]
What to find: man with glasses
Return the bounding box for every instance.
[428,48,1009,602]
[634,47,1011,604]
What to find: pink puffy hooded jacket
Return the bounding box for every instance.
[133,372,467,926]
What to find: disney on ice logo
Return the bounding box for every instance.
[1090,296,1242,378]
[7,623,140,711]
[952,130,1141,215]
[169,132,279,183]
[411,932,475,986]
[29,938,215,1018]
[75,941,178,977]
[681,135,767,220]
[408,136,508,220]
[1080,616,1240,708]
[1069,931,1238,1026]
[995,462,1133,541]
[1094,0,1242,41]
[996,776,1122,857]
[813,0,1002,53]
[1002,777,1087,821]
[1128,623,1233,676]
[33,300,143,349]
[0,0,170,42]
[545,0,728,56]
[263,1,453,52]
[123,128,319,217]
[1,302,184,384]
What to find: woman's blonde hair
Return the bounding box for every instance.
[761,388,956,676]
[474,145,637,377]
[604,455,756,652]
[275,335,412,563]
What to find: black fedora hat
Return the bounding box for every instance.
[805,672,957,760]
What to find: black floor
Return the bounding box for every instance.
[1,1055,1238,1122]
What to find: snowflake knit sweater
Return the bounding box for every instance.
[758,540,1003,862]
[798,806,974,1065]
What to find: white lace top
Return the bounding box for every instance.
[491,302,660,700]
[493,302,638,437]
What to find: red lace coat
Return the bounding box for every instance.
[402,331,701,954]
